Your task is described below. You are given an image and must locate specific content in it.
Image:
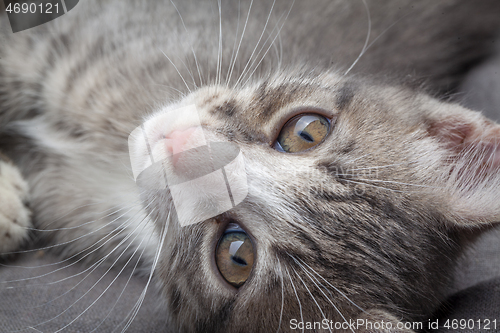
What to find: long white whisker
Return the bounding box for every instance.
[234,0,277,87]
[16,214,151,332]
[23,197,145,233]
[33,197,142,231]
[339,178,411,193]
[362,14,410,59]
[1,205,140,258]
[292,267,332,333]
[227,0,254,86]
[3,201,153,283]
[89,244,147,333]
[53,232,148,333]
[216,0,223,87]
[35,207,152,291]
[238,9,287,87]
[272,23,282,71]
[344,162,414,172]
[152,82,186,97]
[284,265,304,333]
[338,176,437,188]
[293,256,366,314]
[118,206,170,333]
[344,0,371,76]
[241,1,295,87]
[168,0,203,86]
[7,219,149,298]
[159,48,191,93]
[174,55,197,89]
[290,255,355,333]
[276,256,284,333]
[226,0,241,86]
[1,204,139,256]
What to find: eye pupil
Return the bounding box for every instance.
[231,256,247,266]
[299,131,314,142]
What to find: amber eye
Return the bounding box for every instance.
[275,113,331,153]
[215,223,254,288]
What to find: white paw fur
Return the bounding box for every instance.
[0,159,31,254]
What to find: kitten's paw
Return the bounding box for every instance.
[0,158,31,255]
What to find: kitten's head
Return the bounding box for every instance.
[131,70,500,332]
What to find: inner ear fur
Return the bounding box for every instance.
[424,98,500,226]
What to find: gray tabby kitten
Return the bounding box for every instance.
[1,0,500,332]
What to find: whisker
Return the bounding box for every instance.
[344,0,371,76]
[275,255,284,333]
[344,162,415,172]
[53,230,149,333]
[284,265,304,333]
[291,266,332,333]
[33,198,138,231]
[11,214,151,332]
[338,176,437,189]
[272,23,282,71]
[338,178,412,193]
[215,0,223,87]
[239,6,289,87]
[0,208,143,270]
[173,55,197,89]
[2,200,153,282]
[290,255,355,333]
[233,0,277,88]
[169,0,203,86]
[241,1,295,87]
[152,83,186,97]
[362,13,411,61]
[293,256,366,314]
[117,206,171,333]
[36,207,152,292]
[4,223,145,293]
[24,198,145,233]
[1,203,143,256]
[227,0,254,86]
[159,48,192,93]
[226,0,242,86]
[89,244,147,333]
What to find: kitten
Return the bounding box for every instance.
[1,0,500,332]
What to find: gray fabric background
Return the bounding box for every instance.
[0,252,170,332]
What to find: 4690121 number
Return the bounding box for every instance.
[5,2,59,14]
[443,319,497,330]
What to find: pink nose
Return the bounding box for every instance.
[164,127,198,163]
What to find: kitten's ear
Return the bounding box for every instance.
[424,99,500,226]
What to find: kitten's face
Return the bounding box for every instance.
[133,71,487,331]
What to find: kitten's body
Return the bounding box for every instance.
[1,1,500,332]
